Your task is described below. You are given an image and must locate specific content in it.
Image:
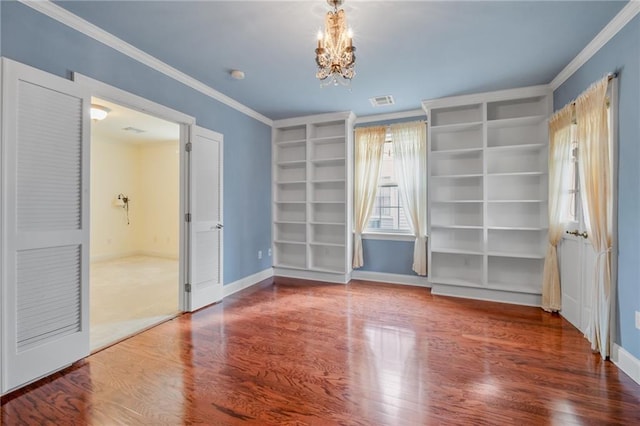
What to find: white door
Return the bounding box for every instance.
[559,232,595,333]
[187,126,223,311]
[1,59,90,393]
[558,147,596,334]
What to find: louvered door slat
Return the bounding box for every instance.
[2,58,90,393]
[17,80,82,232]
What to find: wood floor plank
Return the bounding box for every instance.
[2,277,640,425]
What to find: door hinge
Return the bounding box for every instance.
[185,213,192,222]
[185,283,192,292]
[185,142,193,152]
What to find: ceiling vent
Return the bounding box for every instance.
[369,95,395,107]
[122,126,146,134]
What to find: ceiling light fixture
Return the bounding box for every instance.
[90,104,111,121]
[315,0,356,87]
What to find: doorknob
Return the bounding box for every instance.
[216,223,223,229]
[566,229,588,239]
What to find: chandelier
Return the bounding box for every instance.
[315,0,356,86]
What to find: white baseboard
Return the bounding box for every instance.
[137,250,179,261]
[90,251,140,263]
[273,268,351,284]
[351,270,430,287]
[431,283,541,307]
[223,268,274,298]
[90,250,179,263]
[612,343,640,386]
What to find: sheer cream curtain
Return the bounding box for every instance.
[576,77,612,358]
[353,126,386,268]
[391,121,428,276]
[542,106,573,312]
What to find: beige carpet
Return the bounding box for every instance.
[90,255,180,350]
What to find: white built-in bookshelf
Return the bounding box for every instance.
[423,86,551,304]
[272,112,354,283]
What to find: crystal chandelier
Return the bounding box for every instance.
[315,0,356,86]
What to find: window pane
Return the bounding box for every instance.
[366,141,411,233]
[564,125,579,224]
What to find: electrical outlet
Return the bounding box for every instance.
[258,250,262,260]
[636,311,640,330]
[268,248,272,257]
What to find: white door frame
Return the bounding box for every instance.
[560,77,619,341]
[73,73,195,312]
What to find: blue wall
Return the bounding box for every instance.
[554,15,640,360]
[1,2,273,285]
[359,239,415,275]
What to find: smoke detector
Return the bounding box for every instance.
[230,69,245,80]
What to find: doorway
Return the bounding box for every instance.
[89,97,182,350]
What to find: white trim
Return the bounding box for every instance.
[74,73,195,125]
[609,77,620,356]
[0,60,3,393]
[550,2,640,91]
[431,283,542,307]
[73,72,196,313]
[422,85,550,112]
[274,268,351,284]
[351,270,430,287]
[90,251,179,263]
[19,0,272,126]
[611,343,640,386]
[273,111,355,128]
[355,109,425,125]
[361,232,415,242]
[223,268,274,298]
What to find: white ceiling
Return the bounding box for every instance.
[57,1,629,121]
[91,98,180,144]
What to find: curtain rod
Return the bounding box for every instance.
[568,72,617,108]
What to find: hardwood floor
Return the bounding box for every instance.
[3,277,640,425]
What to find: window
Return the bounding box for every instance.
[564,124,579,224]
[563,104,612,226]
[366,141,411,233]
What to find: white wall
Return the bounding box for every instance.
[90,136,179,261]
[136,142,180,259]
[90,135,139,260]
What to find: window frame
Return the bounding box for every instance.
[563,103,613,232]
[362,139,413,240]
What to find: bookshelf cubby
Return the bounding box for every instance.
[424,86,551,304]
[272,112,354,282]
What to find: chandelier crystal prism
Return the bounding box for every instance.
[315,0,356,86]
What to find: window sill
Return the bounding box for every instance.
[361,232,416,242]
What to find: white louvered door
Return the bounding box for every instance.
[187,126,223,311]
[1,59,90,393]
